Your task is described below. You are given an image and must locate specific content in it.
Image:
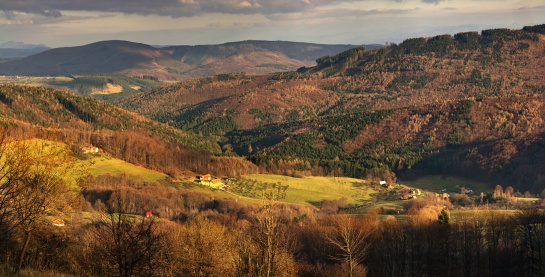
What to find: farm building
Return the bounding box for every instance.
[202,174,212,182]
[52,218,65,227]
[82,146,99,154]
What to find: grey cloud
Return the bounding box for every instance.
[0,10,34,24]
[0,0,372,18]
[269,7,418,19]
[421,0,448,4]
[2,10,17,20]
[24,9,62,17]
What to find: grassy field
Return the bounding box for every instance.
[367,200,406,212]
[401,175,492,194]
[512,197,540,203]
[78,154,168,183]
[450,209,522,219]
[0,75,73,86]
[18,139,167,185]
[241,174,376,206]
[0,75,162,100]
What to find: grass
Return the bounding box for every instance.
[450,208,522,220]
[12,139,167,186]
[0,75,163,100]
[191,185,264,204]
[0,76,75,93]
[367,200,406,212]
[241,174,376,206]
[512,197,540,202]
[77,154,168,183]
[401,175,492,193]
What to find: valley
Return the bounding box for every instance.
[1,24,545,276]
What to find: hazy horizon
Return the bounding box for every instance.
[0,0,544,48]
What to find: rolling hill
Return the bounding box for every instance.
[0,84,259,178]
[0,40,381,80]
[115,24,545,192]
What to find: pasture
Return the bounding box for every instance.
[77,154,168,183]
[240,174,376,206]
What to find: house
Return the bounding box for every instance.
[380,180,387,187]
[145,211,153,217]
[202,174,212,183]
[82,146,99,154]
[401,193,413,200]
[52,218,65,227]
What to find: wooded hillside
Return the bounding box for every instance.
[116,24,545,192]
[0,85,258,177]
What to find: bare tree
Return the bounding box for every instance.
[0,129,77,271]
[169,215,236,276]
[0,128,32,241]
[14,140,77,271]
[236,189,296,277]
[14,171,66,270]
[325,214,372,277]
[91,188,165,277]
[258,190,278,277]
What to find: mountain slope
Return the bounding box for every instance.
[0,40,163,76]
[0,40,375,80]
[0,84,259,178]
[118,26,545,130]
[116,24,545,191]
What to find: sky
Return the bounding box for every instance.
[0,0,544,48]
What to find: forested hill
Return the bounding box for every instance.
[116,24,545,192]
[0,85,259,177]
[0,40,376,80]
[118,25,545,129]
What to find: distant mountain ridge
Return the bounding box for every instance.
[0,40,381,80]
[0,41,50,59]
[0,41,49,49]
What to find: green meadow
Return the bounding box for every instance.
[241,174,375,205]
[78,155,168,183]
[21,139,167,186]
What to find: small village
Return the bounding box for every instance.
[194,174,228,189]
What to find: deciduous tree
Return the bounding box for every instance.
[325,214,372,277]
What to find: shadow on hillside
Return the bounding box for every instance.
[403,131,545,193]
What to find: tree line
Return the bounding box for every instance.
[3,126,545,276]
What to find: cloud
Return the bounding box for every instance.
[421,0,448,4]
[0,0,371,18]
[0,11,34,25]
[267,7,419,21]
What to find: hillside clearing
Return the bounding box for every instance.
[241,174,375,206]
[91,83,123,95]
[78,154,168,183]
[17,139,168,185]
